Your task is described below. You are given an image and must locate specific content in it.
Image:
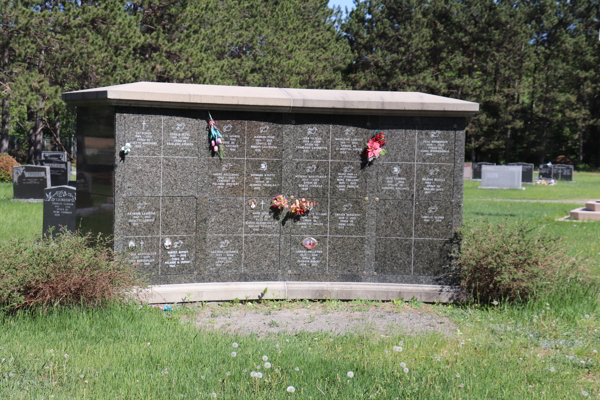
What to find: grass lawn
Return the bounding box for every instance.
[0,173,599,399]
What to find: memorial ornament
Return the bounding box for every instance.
[363,131,388,164]
[119,142,132,162]
[270,195,316,222]
[207,112,225,159]
[302,237,318,250]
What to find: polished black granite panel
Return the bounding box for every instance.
[162,157,197,196]
[114,196,161,237]
[327,236,364,274]
[200,158,245,197]
[329,198,367,236]
[330,161,367,199]
[245,159,282,197]
[416,130,455,164]
[283,160,329,198]
[162,197,197,236]
[414,201,454,239]
[415,164,454,200]
[115,157,161,197]
[374,238,412,275]
[371,162,415,200]
[160,235,196,274]
[82,108,468,285]
[375,199,413,237]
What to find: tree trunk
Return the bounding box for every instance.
[1,45,8,154]
[504,128,511,163]
[27,106,36,164]
[0,98,8,154]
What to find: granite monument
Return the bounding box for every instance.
[472,162,495,180]
[12,165,51,200]
[480,165,524,190]
[62,83,479,302]
[508,162,534,183]
[43,185,77,236]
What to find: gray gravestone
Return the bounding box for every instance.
[40,160,70,187]
[12,165,51,200]
[480,165,524,190]
[63,83,479,300]
[472,162,495,180]
[43,186,76,236]
[41,151,68,162]
[508,162,534,183]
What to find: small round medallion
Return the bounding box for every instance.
[302,237,318,250]
[164,238,172,250]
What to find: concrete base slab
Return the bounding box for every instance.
[569,207,600,221]
[585,200,600,211]
[132,282,464,304]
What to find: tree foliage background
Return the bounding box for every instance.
[1,0,598,167]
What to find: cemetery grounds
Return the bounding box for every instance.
[0,173,598,399]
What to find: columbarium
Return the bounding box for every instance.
[62,83,479,302]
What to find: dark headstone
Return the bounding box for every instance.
[12,165,51,200]
[43,186,76,236]
[472,162,495,180]
[539,164,574,181]
[508,162,534,183]
[539,164,553,179]
[40,160,70,187]
[41,151,68,162]
[552,164,574,181]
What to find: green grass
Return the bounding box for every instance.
[0,183,42,242]
[465,171,600,200]
[0,300,597,399]
[464,200,600,275]
[0,173,599,399]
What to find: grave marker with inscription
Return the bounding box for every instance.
[43,185,76,236]
[63,83,478,302]
[480,165,524,190]
[508,162,534,183]
[40,160,71,187]
[12,165,51,200]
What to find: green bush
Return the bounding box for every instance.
[458,222,585,304]
[0,231,138,310]
[0,153,19,182]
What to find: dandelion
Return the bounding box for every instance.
[201,376,205,379]
[295,367,300,371]
[287,386,296,393]
[581,390,589,397]
[491,300,499,306]
[263,355,269,361]
[211,392,217,398]
[232,343,239,348]
[549,367,556,372]
[257,372,263,379]
[147,342,151,346]
[250,371,257,378]
[435,357,441,362]
[226,372,231,376]
[276,344,280,348]
[231,352,237,357]
[347,371,354,378]
[459,383,464,388]
[384,350,389,354]
[403,368,409,373]
[392,346,403,352]
[63,354,69,360]
[79,375,84,379]
[275,368,280,373]
[456,373,461,378]
[264,362,272,369]
[592,350,597,354]
[400,362,406,368]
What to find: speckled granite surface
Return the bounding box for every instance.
[76,107,467,285]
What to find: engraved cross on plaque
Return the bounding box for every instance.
[142,120,147,130]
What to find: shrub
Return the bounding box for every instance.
[458,222,584,304]
[0,153,19,182]
[0,230,138,310]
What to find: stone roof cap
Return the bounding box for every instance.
[63,82,479,116]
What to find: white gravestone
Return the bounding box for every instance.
[480,165,524,190]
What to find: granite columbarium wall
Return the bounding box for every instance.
[63,83,479,303]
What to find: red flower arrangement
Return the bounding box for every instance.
[364,131,388,162]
